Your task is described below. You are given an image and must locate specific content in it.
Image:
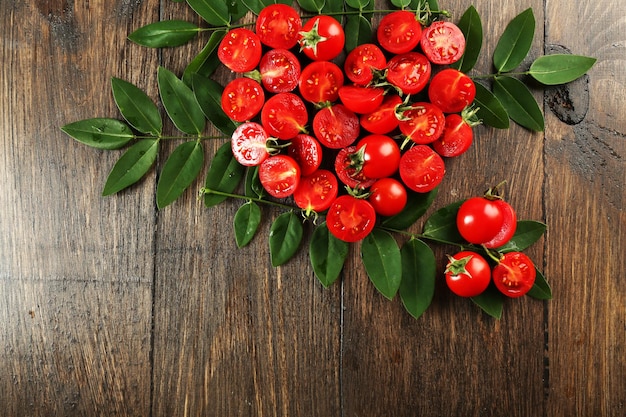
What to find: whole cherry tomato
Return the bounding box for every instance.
[261,92,308,140]
[420,21,466,65]
[299,61,344,104]
[428,68,476,113]
[376,10,422,54]
[326,195,376,242]
[482,199,517,249]
[217,28,262,73]
[255,4,302,49]
[344,43,387,85]
[399,145,445,193]
[386,52,432,95]
[445,251,491,297]
[354,134,401,179]
[258,155,301,198]
[298,15,345,61]
[368,178,408,217]
[334,146,377,189]
[493,252,536,298]
[258,49,301,93]
[293,169,339,213]
[456,197,505,244]
[221,77,265,122]
[230,122,269,167]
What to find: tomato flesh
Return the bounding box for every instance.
[218,28,262,73]
[338,85,385,114]
[326,195,376,242]
[360,94,403,134]
[399,145,445,193]
[287,134,323,177]
[293,169,339,213]
[261,93,308,140]
[482,199,517,249]
[334,146,377,189]
[398,102,445,145]
[377,10,422,54]
[420,21,466,65]
[299,61,344,104]
[231,122,269,167]
[386,52,431,95]
[428,68,476,113]
[256,4,302,49]
[313,104,360,149]
[221,77,265,122]
[432,114,473,157]
[258,49,301,93]
[344,43,387,85]
[259,155,301,198]
[493,252,536,298]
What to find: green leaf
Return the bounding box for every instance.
[127,20,199,48]
[451,5,483,73]
[399,239,436,319]
[183,30,227,85]
[529,54,597,85]
[204,141,246,207]
[157,66,206,135]
[381,188,438,230]
[493,8,535,73]
[269,211,304,267]
[297,0,326,13]
[390,0,411,7]
[344,15,372,52]
[190,73,238,136]
[527,268,552,300]
[321,0,345,13]
[102,139,159,196]
[497,220,546,252]
[471,285,504,319]
[227,0,248,22]
[111,77,162,136]
[361,229,402,300]
[309,222,349,288]
[242,0,291,15]
[473,82,510,129]
[244,166,264,199]
[345,0,369,9]
[186,0,230,26]
[233,202,262,247]
[61,118,134,150]
[493,75,544,131]
[422,200,465,243]
[156,141,204,209]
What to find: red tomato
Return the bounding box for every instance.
[217,28,262,73]
[313,104,360,149]
[420,21,466,65]
[432,113,474,157]
[445,251,491,297]
[231,122,269,167]
[221,78,265,122]
[334,146,377,189]
[258,49,301,93]
[376,10,423,54]
[287,134,323,177]
[255,4,302,49]
[483,199,517,249]
[368,178,408,217]
[298,15,345,61]
[386,52,431,95]
[299,61,344,104]
[338,85,385,114]
[326,195,376,242]
[456,197,505,244]
[261,93,308,140]
[344,43,387,85]
[428,69,476,113]
[493,252,536,298]
[354,134,401,179]
[293,169,339,213]
[360,94,403,134]
[258,155,301,198]
[398,102,445,145]
[399,145,445,193]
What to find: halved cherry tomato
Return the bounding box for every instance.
[258,154,301,198]
[313,104,360,149]
[293,169,339,213]
[217,28,262,73]
[354,134,401,179]
[338,85,385,114]
[456,197,504,245]
[483,199,517,249]
[326,195,376,242]
[432,113,474,157]
[398,102,445,145]
[493,252,536,298]
[221,77,265,122]
[428,68,476,113]
[420,21,466,65]
[376,10,423,54]
[360,94,403,134]
[256,4,302,49]
[368,178,408,217]
[399,145,445,193]
[344,43,387,85]
[334,146,377,189]
[231,122,269,167]
[261,92,308,140]
[298,15,345,61]
[258,49,301,93]
[386,52,431,95]
[299,61,344,104]
[445,251,491,297]
[287,134,323,177]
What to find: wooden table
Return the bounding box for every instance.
[1,1,624,416]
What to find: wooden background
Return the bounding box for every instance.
[1,0,624,416]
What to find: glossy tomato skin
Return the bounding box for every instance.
[313,104,360,149]
[326,195,376,242]
[399,145,445,193]
[428,69,476,113]
[261,92,308,140]
[456,197,505,244]
[344,43,387,85]
[482,199,517,249]
[432,113,473,157]
[221,77,265,122]
[258,155,301,198]
[493,252,536,298]
[287,134,323,177]
[231,122,269,167]
[355,134,401,179]
[258,49,301,93]
[368,178,408,217]
[398,102,445,145]
[445,251,491,297]
[420,21,466,65]
[338,85,385,114]
[256,4,302,49]
[360,94,403,134]
[218,28,262,73]
[376,10,422,54]
[293,169,338,213]
[299,61,344,104]
[334,146,377,189]
[298,15,345,61]
[386,52,432,95]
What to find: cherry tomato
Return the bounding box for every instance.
[287,134,323,177]
[258,154,301,198]
[298,15,345,61]
[445,251,491,297]
[398,102,445,145]
[386,52,431,95]
[258,49,301,93]
[261,92,308,140]
[399,145,445,193]
[432,113,474,158]
[221,77,265,122]
[338,85,385,114]
[344,43,387,85]
[493,252,536,298]
[217,28,262,73]
[368,178,408,217]
[231,122,269,167]
[376,10,422,54]
[456,197,505,244]
[483,199,517,249]
[334,146,377,189]
[360,94,403,134]
[354,134,401,179]
[293,169,339,213]
[255,4,302,49]
[326,195,376,242]
[428,68,476,113]
[313,104,360,149]
[299,61,344,104]
[420,21,466,65]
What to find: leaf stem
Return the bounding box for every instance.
[200,188,301,211]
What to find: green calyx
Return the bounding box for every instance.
[445,254,473,277]
[298,20,326,57]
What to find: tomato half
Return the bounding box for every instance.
[231,122,269,167]
[445,251,491,297]
[313,104,360,149]
[299,61,344,104]
[398,102,445,145]
[376,10,422,54]
[334,146,377,189]
[399,145,445,193]
[432,113,474,158]
[482,199,517,249]
[287,133,323,177]
[386,52,431,95]
[258,49,301,93]
[344,43,387,85]
[261,92,308,140]
[338,85,385,114]
[256,4,302,49]
[221,77,265,122]
[326,195,376,242]
[217,28,262,73]
[360,94,403,134]
[293,169,339,213]
[354,134,401,179]
[493,252,536,298]
[258,155,301,198]
[428,68,476,113]
[420,21,466,65]
[298,15,345,61]
[368,178,408,217]
[456,197,505,244]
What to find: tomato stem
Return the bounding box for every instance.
[199,188,300,212]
